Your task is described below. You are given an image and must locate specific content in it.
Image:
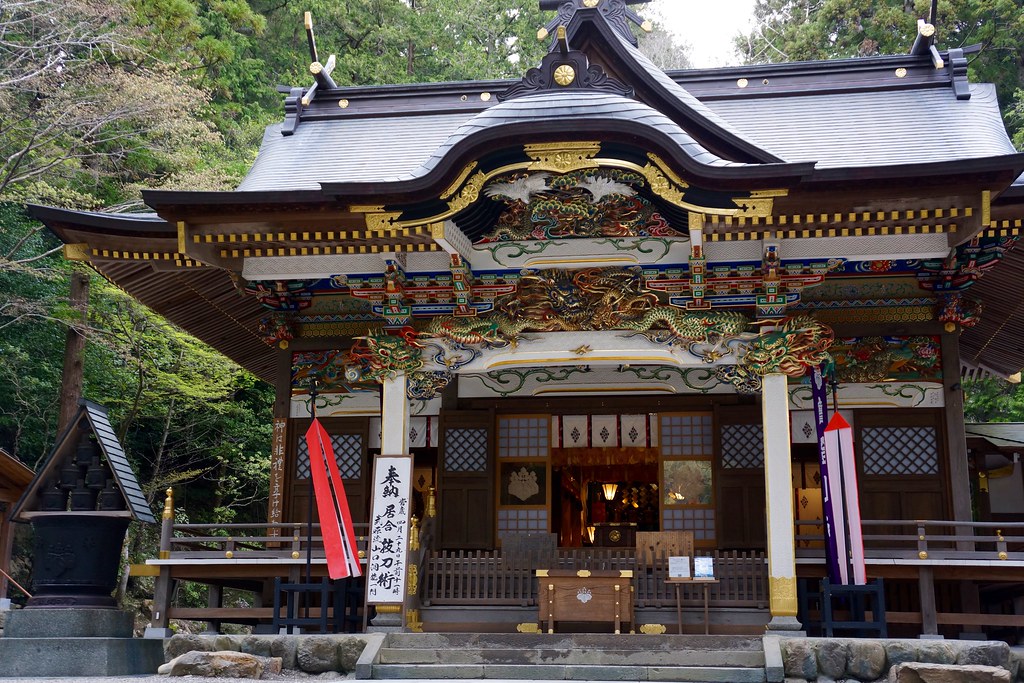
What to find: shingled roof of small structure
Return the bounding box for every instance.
[12,400,156,524]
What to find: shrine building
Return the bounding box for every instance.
[29,0,1024,636]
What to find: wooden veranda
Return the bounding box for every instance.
[145,489,1024,638]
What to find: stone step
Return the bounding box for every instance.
[370,663,766,682]
[381,632,763,652]
[378,646,765,668]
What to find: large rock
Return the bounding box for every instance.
[847,640,887,681]
[959,643,1011,668]
[817,640,849,679]
[214,635,242,652]
[337,636,367,672]
[165,633,216,661]
[885,641,919,668]
[297,635,339,673]
[782,640,817,680]
[917,642,958,665]
[271,636,298,670]
[889,662,1010,682]
[241,635,273,657]
[164,650,276,678]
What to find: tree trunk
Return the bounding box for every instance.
[57,271,89,431]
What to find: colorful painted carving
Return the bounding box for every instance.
[937,293,982,328]
[718,316,835,391]
[917,234,1018,292]
[831,336,941,383]
[423,267,751,346]
[245,279,313,311]
[480,169,682,241]
[346,327,424,382]
[259,313,294,346]
[292,350,370,393]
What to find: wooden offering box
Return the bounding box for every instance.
[536,569,634,634]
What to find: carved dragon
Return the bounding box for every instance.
[718,315,835,392]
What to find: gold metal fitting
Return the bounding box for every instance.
[554,65,576,86]
[944,322,957,333]
[225,550,234,559]
[162,488,175,520]
[999,551,1008,560]
[918,551,928,560]
[291,551,300,559]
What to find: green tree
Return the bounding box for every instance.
[963,378,1024,423]
[736,0,1024,142]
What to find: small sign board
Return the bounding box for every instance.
[668,556,691,579]
[694,556,714,579]
[367,454,413,605]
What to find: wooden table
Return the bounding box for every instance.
[666,578,719,635]
[536,569,634,634]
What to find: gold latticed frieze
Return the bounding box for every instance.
[812,306,933,324]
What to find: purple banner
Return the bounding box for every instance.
[812,366,843,584]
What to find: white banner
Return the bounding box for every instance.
[367,454,413,604]
[369,417,437,450]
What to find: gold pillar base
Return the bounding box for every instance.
[769,576,799,618]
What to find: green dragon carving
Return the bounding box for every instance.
[718,316,835,392]
[421,268,751,346]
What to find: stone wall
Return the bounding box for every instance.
[164,633,370,675]
[779,637,1021,683]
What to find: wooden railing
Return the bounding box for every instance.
[423,548,768,609]
[795,519,1024,561]
[164,521,371,560]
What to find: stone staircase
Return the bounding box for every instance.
[366,633,767,682]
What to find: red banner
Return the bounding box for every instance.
[305,419,362,579]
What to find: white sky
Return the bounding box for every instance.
[646,0,757,68]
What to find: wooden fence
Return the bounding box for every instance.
[422,548,768,609]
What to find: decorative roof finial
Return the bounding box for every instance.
[301,11,337,105]
[538,0,653,48]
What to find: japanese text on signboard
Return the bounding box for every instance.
[367,456,412,603]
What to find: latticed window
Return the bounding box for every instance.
[660,414,713,456]
[721,424,764,469]
[295,433,362,479]
[662,508,716,541]
[497,508,548,533]
[444,428,488,472]
[498,416,549,457]
[861,426,939,475]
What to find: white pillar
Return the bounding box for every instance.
[381,372,410,455]
[762,372,801,631]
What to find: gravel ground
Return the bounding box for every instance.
[0,676,354,682]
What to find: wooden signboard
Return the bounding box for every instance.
[366,454,413,607]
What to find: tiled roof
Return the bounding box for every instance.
[706,83,1017,168]
[236,82,1016,192]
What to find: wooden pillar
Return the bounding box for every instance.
[0,504,13,599]
[918,567,938,636]
[57,271,89,431]
[267,347,292,530]
[146,489,176,637]
[381,372,409,455]
[941,329,973,551]
[205,584,222,633]
[762,373,801,631]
